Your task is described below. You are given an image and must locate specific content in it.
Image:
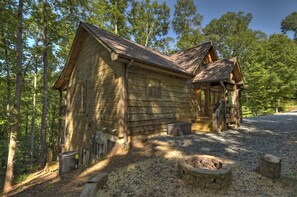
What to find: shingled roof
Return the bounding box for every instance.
[54,22,241,90]
[170,42,213,74]
[83,23,189,75]
[193,57,237,83]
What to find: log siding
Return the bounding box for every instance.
[65,34,124,152]
[127,67,196,135]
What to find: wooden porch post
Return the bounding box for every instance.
[233,85,238,128]
[206,83,211,117]
[239,88,243,123]
[220,81,227,130]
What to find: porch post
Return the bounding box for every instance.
[206,83,211,116]
[239,88,243,123]
[220,81,227,130]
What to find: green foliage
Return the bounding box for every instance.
[243,34,297,115]
[283,99,297,111]
[172,0,204,50]
[87,0,129,38]
[128,0,171,48]
[203,11,265,60]
[281,11,297,40]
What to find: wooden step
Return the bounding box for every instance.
[192,119,213,132]
[195,116,211,121]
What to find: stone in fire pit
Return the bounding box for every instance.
[178,155,232,190]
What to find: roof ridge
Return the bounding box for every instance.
[82,22,185,71]
[170,41,212,56]
[213,57,237,62]
[83,22,171,58]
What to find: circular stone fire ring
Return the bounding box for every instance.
[178,155,232,190]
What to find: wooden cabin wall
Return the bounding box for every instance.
[65,34,124,153]
[127,67,195,136]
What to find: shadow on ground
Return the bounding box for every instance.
[6,112,297,196]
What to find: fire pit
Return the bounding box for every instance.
[178,155,232,190]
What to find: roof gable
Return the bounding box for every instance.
[170,42,218,74]
[193,57,243,83]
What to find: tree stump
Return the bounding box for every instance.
[256,154,281,179]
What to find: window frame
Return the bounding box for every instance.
[147,77,162,99]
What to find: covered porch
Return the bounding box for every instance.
[191,57,244,132]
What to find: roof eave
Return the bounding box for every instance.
[115,54,194,78]
[53,22,85,90]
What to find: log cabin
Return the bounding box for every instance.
[54,22,244,164]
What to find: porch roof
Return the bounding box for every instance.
[193,57,236,83]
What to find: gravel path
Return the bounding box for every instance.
[97,112,297,196]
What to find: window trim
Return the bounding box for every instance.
[147,77,162,99]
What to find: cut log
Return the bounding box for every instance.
[256,154,281,179]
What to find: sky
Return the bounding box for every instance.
[166,0,297,38]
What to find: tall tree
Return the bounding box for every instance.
[3,0,23,193]
[30,48,38,168]
[281,11,297,40]
[104,0,128,36]
[203,11,264,60]
[128,0,171,48]
[39,0,49,168]
[0,0,15,144]
[86,0,129,37]
[172,0,203,50]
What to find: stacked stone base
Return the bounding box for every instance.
[178,155,232,190]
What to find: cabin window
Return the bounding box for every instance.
[148,78,161,98]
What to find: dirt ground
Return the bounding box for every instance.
[3,111,297,197]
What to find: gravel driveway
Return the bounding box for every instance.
[97,112,297,197]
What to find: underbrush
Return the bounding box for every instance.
[283,100,297,111]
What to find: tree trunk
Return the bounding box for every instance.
[50,105,56,149]
[30,63,37,169]
[275,100,279,114]
[256,154,281,179]
[144,21,155,47]
[25,112,29,136]
[114,17,118,35]
[1,15,11,142]
[3,0,23,193]
[40,0,48,169]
